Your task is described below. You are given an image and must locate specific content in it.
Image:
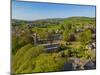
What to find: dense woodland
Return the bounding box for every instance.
[11,17,96,74]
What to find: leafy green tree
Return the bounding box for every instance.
[12,36,19,55]
[37,29,48,40]
[47,30,55,44]
[62,30,70,42]
[62,30,75,44]
[60,25,65,30]
[78,30,92,45]
[12,44,33,73]
[12,44,45,74]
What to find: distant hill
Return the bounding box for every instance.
[12,17,96,27]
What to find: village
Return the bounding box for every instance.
[12,17,96,73]
[27,23,96,52]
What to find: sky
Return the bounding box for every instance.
[12,0,96,21]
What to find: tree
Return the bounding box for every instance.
[78,30,92,45]
[12,45,45,74]
[62,30,70,42]
[12,44,33,73]
[37,29,48,40]
[62,30,75,44]
[47,30,55,44]
[60,25,65,30]
[12,36,19,55]
[63,20,73,31]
